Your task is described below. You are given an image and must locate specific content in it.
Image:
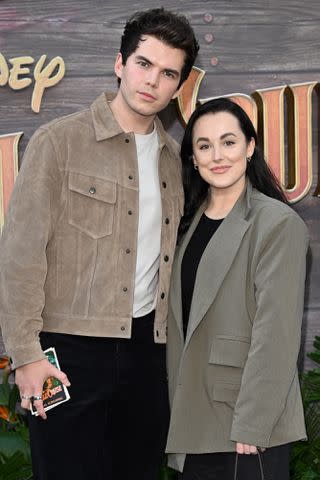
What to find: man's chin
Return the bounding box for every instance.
[132,105,160,118]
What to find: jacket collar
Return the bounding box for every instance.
[90,91,168,149]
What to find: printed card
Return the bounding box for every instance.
[30,347,70,415]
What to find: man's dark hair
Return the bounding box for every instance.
[119,8,199,88]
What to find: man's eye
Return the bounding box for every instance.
[164,71,175,79]
[138,61,149,68]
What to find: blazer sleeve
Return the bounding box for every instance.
[0,127,62,369]
[230,211,309,447]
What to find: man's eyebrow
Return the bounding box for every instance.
[135,55,180,76]
[136,55,152,65]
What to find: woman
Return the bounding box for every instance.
[165,98,309,480]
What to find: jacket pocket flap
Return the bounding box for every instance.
[69,172,116,204]
[209,337,250,368]
[212,382,240,403]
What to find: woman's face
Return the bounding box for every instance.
[192,111,255,194]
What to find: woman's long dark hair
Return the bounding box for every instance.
[178,97,288,241]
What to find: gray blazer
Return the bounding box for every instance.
[166,182,309,471]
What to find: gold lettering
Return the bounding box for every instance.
[32,55,65,113]
[177,67,205,125]
[0,53,9,86]
[0,132,22,231]
[177,70,317,203]
[200,93,258,130]
[253,86,287,184]
[8,56,34,90]
[285,82,315,202]
[254,83,316,202]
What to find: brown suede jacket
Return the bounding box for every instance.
[0,92,184,369]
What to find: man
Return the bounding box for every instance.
[0,8,199,480]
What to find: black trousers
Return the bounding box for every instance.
[180,444,291,480]
[28,311,170,480]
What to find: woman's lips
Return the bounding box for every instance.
[211,166,231,173]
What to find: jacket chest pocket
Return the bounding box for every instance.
[68,172,116,239]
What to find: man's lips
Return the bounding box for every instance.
[211,166,231,173]
[138,91,157,101]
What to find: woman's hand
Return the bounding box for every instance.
[236,443,266,454]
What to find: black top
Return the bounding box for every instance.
[181,213,223,337]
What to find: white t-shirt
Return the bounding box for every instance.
[133,126,162,317]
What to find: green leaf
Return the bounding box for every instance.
[0,451,32,480]
[8,386,20,418]
[0,384,10,406]
[308,353,320,366]
[15,424,30,444]
[0,431,31,461]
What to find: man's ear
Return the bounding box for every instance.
[171,81,184,100]
[114,53,123,79]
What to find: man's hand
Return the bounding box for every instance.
[16,358,71,419]
[236,443,266,454]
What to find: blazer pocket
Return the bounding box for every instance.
[68,172,116,239]
[212,382,240,404]
[209,336,250,368]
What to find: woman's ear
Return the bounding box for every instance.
[247,137,255,158]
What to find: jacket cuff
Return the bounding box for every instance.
[8,341,46,370]
[230,426,271,448]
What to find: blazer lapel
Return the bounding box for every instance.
[170,204,207,340]
[184,183,252,347]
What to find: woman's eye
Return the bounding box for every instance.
[199,144,209,150]
[225,140,235,146]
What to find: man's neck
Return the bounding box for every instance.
[109,92,155,135]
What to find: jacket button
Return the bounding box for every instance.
[89,187,96,194]
[162,181,167,188]
[125,248,131,254]
[161,292,165,299]
[122,287,128,292]
[128,175,133,180]
[165,218,170,225]
[121,326,126,331]
[128,210,133,215]
[125,138,130,143]
[164,255,169,262]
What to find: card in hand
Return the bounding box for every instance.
[30,346,70,416]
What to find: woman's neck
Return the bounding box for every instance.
[205,181,246,220]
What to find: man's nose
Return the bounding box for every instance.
[146,69,160,87]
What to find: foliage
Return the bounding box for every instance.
[290,336,320,480]
[159,459,178,479]
[0,356,32,480]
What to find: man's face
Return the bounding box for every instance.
[114,35,185,118]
